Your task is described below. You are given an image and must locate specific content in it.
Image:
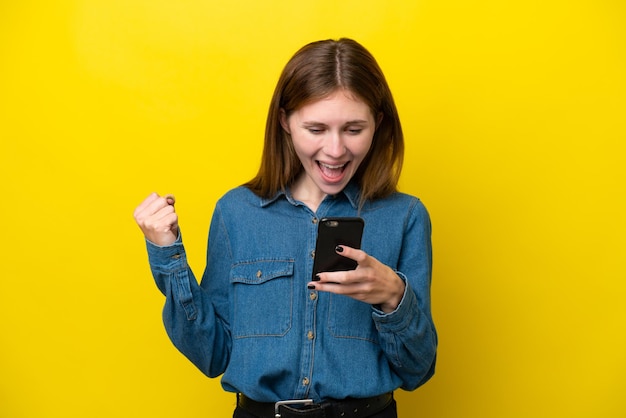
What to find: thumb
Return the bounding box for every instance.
[164,194,176,206]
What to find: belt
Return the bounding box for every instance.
[237,392,393,418]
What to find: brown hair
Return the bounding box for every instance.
[244,38,404,206]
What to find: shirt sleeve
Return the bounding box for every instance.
[370,199,437,390]
[146,224,231,378]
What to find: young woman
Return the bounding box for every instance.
[134,38,437,418]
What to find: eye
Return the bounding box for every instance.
[347,128,363,135]
[307,128,324,134]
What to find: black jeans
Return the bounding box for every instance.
[233,399,398,418]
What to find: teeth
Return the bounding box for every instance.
[318,161,347,179]
[320,162,346,169]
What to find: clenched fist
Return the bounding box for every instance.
[133,193,179,246]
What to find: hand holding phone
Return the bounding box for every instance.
[312,217,364,281]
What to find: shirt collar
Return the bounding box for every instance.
[259,181,361,209]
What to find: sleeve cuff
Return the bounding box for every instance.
[145,232,186,269]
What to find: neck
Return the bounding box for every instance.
[290,174,326,213]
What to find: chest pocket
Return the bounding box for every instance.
[230,259,294,338]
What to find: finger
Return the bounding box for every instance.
[308,274,366,297]
[135,198,176,231]
[158,205,178,226]
[154,211,178,232]
[164,194,175,205]
[315,269,361,286]
[335,245,369,265]
[315,271,343,285]
[133,192,160,218]
[143,194,176,218]
[308,279,347,293]
[141,207,178,235]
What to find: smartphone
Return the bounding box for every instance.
[312,217,365,281]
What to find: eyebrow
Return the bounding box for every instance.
[302,119,370,126]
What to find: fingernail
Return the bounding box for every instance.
[335,245,343,253]
[307,284,316,290]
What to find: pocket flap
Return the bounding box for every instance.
[230,259,294,285]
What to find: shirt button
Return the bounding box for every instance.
[310,250,315,259]
[302,377,310,386]
[312,218,318,224]
[307,331,314,340]
[309,292,317,301]
[256,270,262,278]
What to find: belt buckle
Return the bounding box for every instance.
[274,399,314,418]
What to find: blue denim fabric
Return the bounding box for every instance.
[146,182,437,403]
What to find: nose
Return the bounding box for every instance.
[322,131,347,158]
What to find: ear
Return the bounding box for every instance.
[279,108,291,134]
[376,112,384,128]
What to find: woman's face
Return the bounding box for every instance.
[281,89,375,207]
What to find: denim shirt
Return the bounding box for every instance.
[146,182,437,403]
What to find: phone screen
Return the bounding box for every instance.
[312,217,364,281]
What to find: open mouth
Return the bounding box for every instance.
[317,161,349,180]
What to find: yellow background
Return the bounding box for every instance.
[1,1,625,417]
